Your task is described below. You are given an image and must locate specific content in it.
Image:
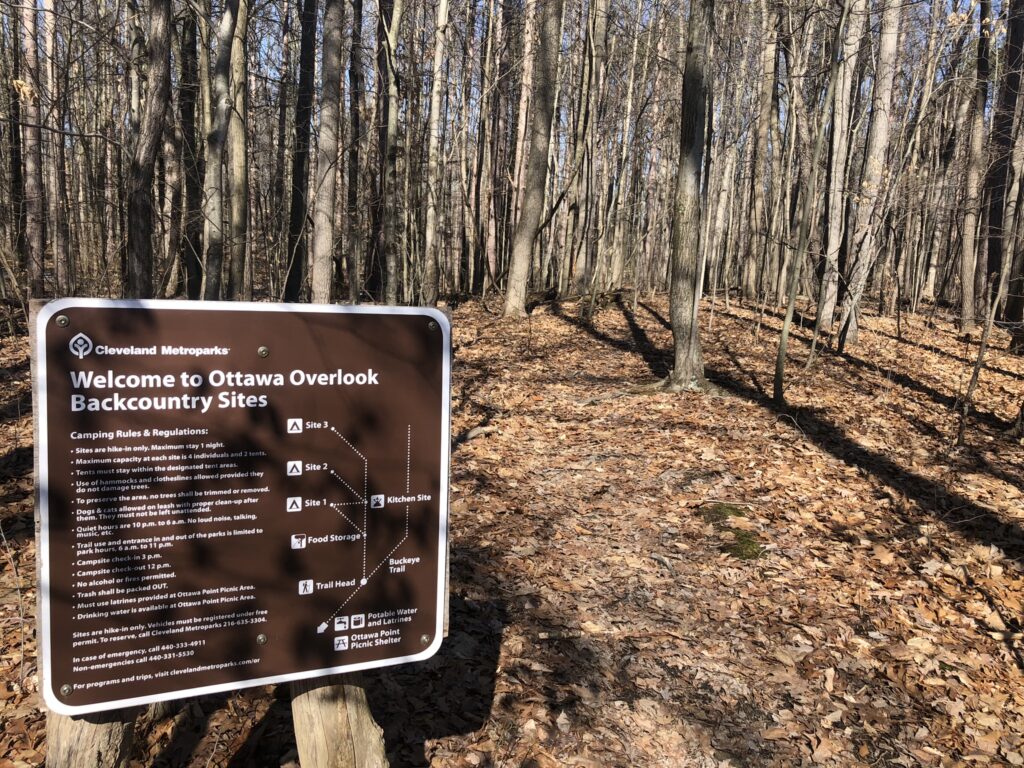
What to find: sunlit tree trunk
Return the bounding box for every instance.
[20,0,44,297]
[503,0,564,317]
[421,0,450,306]
[960,0,991,331]
[666,0,711,391]
[226,0,249,300]
[202,0,240,300]
[836,0,899,351]
[310,0,344,303]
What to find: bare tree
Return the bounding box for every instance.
[503,0,564,318]
[310,0,345,303]
[666,0,711,391]
[201,0,240,300]
[125,0,171,298]
[421,0,451,306]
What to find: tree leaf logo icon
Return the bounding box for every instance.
[69,333,94,360]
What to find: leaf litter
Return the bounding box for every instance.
[1,296,1023,766]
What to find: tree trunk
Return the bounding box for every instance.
[421,0,450,306]
[179,7,203,300]
[742,0,777,303]
[816,0,865,336]
[125,0,171,299]
[777,0,851,402]
[45,709,137,768]
[960,0,991,331]
[666,0,711,391]
[346,0,364,302]
[372,0,405,304]
[283,0,317,302]
[20,0,45,297]
[43,0,71,295]
[201,0,240,300]
[226,0,249,300]
[836,0,900,351]
[986,0,1024,306]
[502,0,564,318]
[310,0,345,303]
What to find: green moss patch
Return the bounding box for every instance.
[721,529,764,560]
[699,503,764,560]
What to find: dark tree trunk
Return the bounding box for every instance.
[284,0,317,302]
[667,0,711,391]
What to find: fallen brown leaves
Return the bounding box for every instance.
[2,296,1023,767]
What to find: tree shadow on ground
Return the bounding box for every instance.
[364,593,507,766]
[143,551,508,768]
[871,328,1024,382]
[711,305,1019,434]
[559,302,1024,563]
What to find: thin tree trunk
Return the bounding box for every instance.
[43,0,70,295]
[743,0,777,303]
[502,0,564,317]
[202,0,240,300]
[179,8,203,299]
[125,0,171,298]
[960,0,991,331]
[226,0,249,300]
[283,0,316,302]
[421,0,450,306]
[373,0,405,304]
[346,0,364,302]
[310,0,345,303]
[20,0,44,297]
[777,0,851,402]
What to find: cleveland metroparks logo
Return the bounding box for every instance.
[69,333,94,359]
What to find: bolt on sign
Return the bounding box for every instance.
[35,299,451,715]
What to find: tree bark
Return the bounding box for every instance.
[816,0,865,336]
[960,0,991,330]
[742,0,777,303]
[226,0,249,300]
[666,0,711,391]
[836,0,900,351]
[283,0,317,302]
[19,0,45,297]
[421,0,450,306]
[125,0,171,299]
[372,0,405,304]
[179,7,204,299]
[310,0,345,303]
[346,0,365,302]
[502,0,564,317]
[201,0,240,300]
[986,0,1023,305]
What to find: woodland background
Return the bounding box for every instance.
[4,0,1024,765]
[1,0,1024,355]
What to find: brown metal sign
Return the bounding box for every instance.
[35,300,450,715]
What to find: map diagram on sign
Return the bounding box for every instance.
[282,418,433,653]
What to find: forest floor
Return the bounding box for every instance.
[2,295,1024,767]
